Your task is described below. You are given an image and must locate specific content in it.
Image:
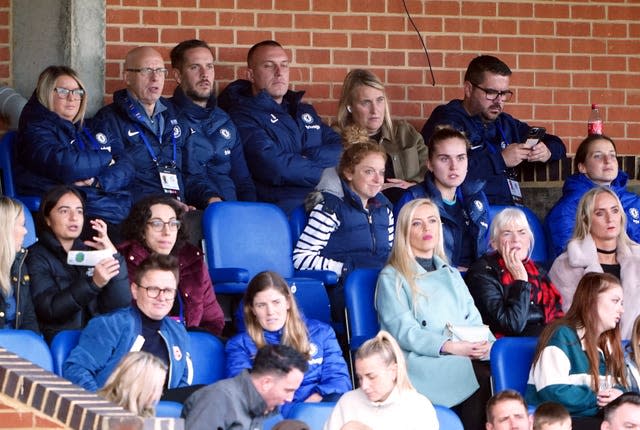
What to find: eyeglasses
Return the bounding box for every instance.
[471,83,513,102]
[126,67,168,77]
[53,87,85,100]
[146,219,181,232]
[137,285,176,299]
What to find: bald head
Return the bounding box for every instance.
[124,46,167,116]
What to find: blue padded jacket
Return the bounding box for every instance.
[15,94,134,223]
[218,79,342,214]
[170,86,256,208]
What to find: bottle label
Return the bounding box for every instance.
[588,121,603,135]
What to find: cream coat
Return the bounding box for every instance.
[549,235,640,339]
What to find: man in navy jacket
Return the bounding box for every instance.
[94,46,187,204]
[421,55,566,205]
[169,39,256,209]
[218,40,342,215]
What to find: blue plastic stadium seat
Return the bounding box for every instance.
[434,404,464,430]
[156,400,183,418]
[21,201,37,247]
[0,131,40,211]
[50,329,81,376]
[288,204,307,248]
[490,336,538,396]
[286,401,336,427]
[188,331,226,385]
[0,329,53,371]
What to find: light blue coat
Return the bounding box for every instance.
[375,256,494,407]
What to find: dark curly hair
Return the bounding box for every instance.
[121,195,188,252]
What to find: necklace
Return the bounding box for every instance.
[596,247,617,255]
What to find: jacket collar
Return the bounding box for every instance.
[172,85,218,118]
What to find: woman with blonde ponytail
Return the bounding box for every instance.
[324,330,438,430]
[0,196,38,332]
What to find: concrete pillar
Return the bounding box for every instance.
[12,0,105,116]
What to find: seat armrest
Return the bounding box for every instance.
[209,268,250,283]
[293,269,338,286]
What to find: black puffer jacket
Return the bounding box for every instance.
[27,231,131,343]
[465,253,548,337]
[1,249,39,332]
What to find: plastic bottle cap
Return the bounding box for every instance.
[592,103,598,109]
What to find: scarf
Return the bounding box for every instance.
[497,256,564,324]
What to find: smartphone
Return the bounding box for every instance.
[523,127,546,148]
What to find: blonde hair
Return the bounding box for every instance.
[630,315,640,376]
[335,69,393,134]
[0,197,24,297]
[243,271,311,359]
[572,186,633,247]
[387,198,447,303]
[35,66,88,124]
[98,352,167,417]
[489,207,534,260]
[355,330,414,392]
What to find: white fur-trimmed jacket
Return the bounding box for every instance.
[549,235,640,339]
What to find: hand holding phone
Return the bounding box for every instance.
[523,127,546,149]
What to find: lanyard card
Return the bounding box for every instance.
[158,165,180,194]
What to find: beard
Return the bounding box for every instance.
[185,84,212,104]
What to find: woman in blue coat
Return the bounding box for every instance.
[225,271,351,417]
[15,65,134,227]
[376,198,495,430]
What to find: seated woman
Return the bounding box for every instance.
[376,198,494,430]
[545,134,640,257]
[331,69,428,202]
[118,195,224,335]
[526,272,626,430]
[549,186,640,340]
[293,141,393,318]
[225,271,351,417]
[625,315,640,392]
[15,65,134,229]
[324,330,438,430]
[0,197,39,332]
[27,186,131,343]
[395,126,490,269]
[465,207,563,337]
[98,351,166,417]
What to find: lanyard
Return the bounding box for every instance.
[77,127,101,151]
[495,121,510,151]
[132,123,176,167]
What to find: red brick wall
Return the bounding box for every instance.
[3,1,639,154]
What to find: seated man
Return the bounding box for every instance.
[63,254,192,392]
[602,392,640,430]
[421,55,566,205]
[182,344,308,430]
[218,40,342,214]
[94,46,187,203]
[486,389,533,430]
[170,39,256,209]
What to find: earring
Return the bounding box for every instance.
[347,106,352,113]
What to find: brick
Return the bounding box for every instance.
[332,15,367,30]
[200,0,234,7]
[333,49,367,65]
[556,89,589,106]
[312,32,347,48]
[106,44,136,60]
[160,28,196,44]
[295,13,329,29]
[571,5,606,20]
[310,0,340,11]
[392,101,421,117]
[408,17,443,33]
[592,56,626,72]
[571,38,607,54]
[107,9,140,24]
[517,54,553,70]
[123,0,157,6]
[311,67,349,83]
[275,31,311,46]
[610,73,640,89]
[219,12,254,27]
[425,1,460,16]
[556,21,590,37]
[295,49,330,65]
[106,27,121,42]
[199,29,234,45]
[214,65,237,81]
[608,106,640,122]
[482,19,517,35]
[303,84,330,98]
[370,16,406,32]
[237,30,273,45]
[554,55,590,71]
[238,0,273,9]
[609,40,640,55]
[462,2,497,17]
[536,37,569,53]
[499,2,532,17]
[371,51,405,67]
[354,33,386,49]
[535,3,569,19]
[181,11,217,27]
[143,9,178,26]
[609,5,640,22]
[351,0,384,13]
[384,84,405,101]
[387,0,423,14]
[408,85,443,102]
[517,88,553,105]
[592,23,627,38]
[519,19,555,36]
[534,72,570,88]
[444,18,480,34]
[387,69,424,85]
[572,72,608,88]
[258,13,292,28]
[219,47,250,63]
[432,70,463,86]
[162,0,195,5]
[274,0,310,10]
[631,23,640,38]
[408,52,444,69]
[463,36,498,53]
[426,35,460,51]
[122,27,159,43]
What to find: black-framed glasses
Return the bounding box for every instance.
[471,83,513,102]
[137,285,177,299]
[53,87,85,100]
[126,67,168,77]
[146,219,181,232]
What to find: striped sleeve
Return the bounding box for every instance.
[387,207,395,248]
[292,203,343,275]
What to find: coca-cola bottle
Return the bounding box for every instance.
[588,104,603,135]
